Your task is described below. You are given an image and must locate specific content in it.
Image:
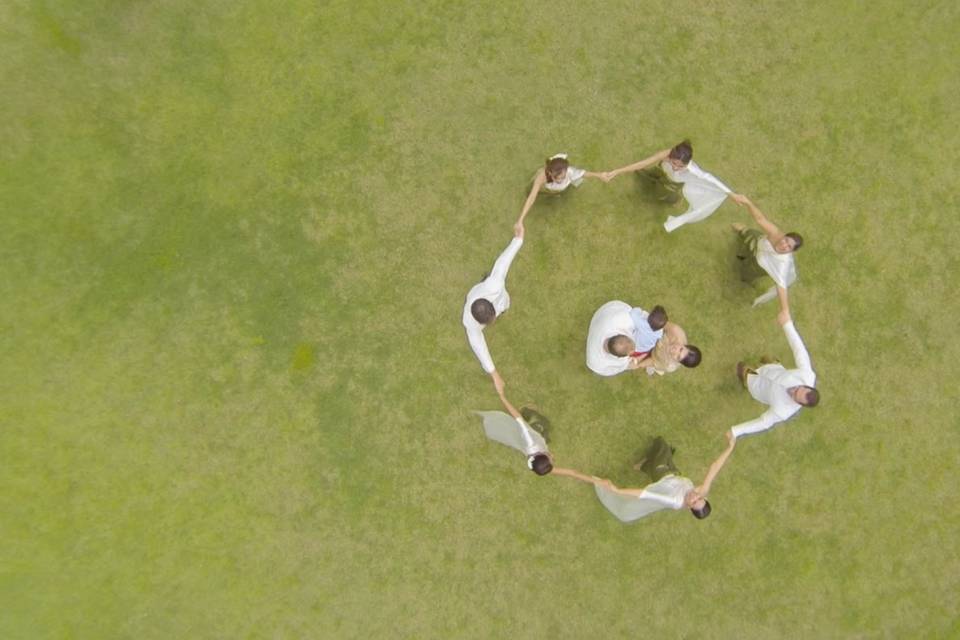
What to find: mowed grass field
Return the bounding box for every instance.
[2,0,959,637]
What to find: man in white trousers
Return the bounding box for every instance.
[730,300,819,440]
[463,223,524,394]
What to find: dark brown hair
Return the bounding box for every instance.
[669,140,693,164]
[648,305,668,331]
[545,156,570,183]
[471,298,496,325]
[680,345,702,368]
[785,232,804,251]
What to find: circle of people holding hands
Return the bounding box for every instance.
[465,141,819,523]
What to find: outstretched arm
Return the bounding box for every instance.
[516,170,546,229]
[731,195,783,242]
[696,430,737,497]
[551,467,602,485]
[490,369,505,396]
[495,384,520,418]
[489,233,525,282]
[605,148,671,180]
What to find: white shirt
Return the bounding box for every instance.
[629,307,663,353]
[586,301,635,376]
[730,321,816,439]
[462,236,524,373]
[475,410,548,457]
[594,475,694,522]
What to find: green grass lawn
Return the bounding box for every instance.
[2,1,959,637]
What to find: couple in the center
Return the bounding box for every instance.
[586,300,701,378]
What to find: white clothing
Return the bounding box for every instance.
[462,236,524,373]
[586,301,635,376]
[629,307,663,353]
[731,321,816,439]
[660,160,732,233]
[594,475,694,523]
[475,410,547,457]
[541,153,587,193]
[752,237,798,306]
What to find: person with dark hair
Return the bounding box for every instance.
[514,153,604,233]
[586,301,667,377]
[730,300,819,440]
[554,432,737,523]
[475,390,586,478]
[602,140,737,233]
[639,322,702,376]
[730,193,802,307]
[462,224,525,394]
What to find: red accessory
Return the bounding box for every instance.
[630,351,650,359]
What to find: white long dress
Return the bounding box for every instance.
[475,410,547,457]
[594,475,694,522]
[660,160,732,233]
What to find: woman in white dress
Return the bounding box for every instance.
[729,193,803,307]
[514,154,603,231]
[603,141,737,233]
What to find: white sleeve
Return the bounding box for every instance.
[783,321,812,374]
[489,237,524,283]
[730,408,782,439]
[567,166,586,186]
[688,162,732,194]
[639,488,683,508]
[466,325,496,373]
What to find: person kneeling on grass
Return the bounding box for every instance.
[554,432,736,522]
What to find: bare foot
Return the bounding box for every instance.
[731,223,746,233]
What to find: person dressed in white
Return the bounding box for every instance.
[554,433,737,522]
[462,223,525,394]
[514,153,603,233]
[476,388,588,478]
[730,193,803,307]
[602,141,736,233]
[585,301,668,377]
[730,301,819,440]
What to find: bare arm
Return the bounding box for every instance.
[696,431,737,497]
[495,385,519,418]
[732,195,783,242]
[490,369,505,396]
[516,170,546,228]
[606,148,670,180]
[551,467,601,485]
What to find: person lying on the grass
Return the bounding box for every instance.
[586,301,669,377]
[462,223,525,395]
[635,321,702,376]
[730,298,818,440]
[730,193,803,307]
[554,433,737,522]
[475,389,586,478]
[514,154,604,233]
[602,140,736,233]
